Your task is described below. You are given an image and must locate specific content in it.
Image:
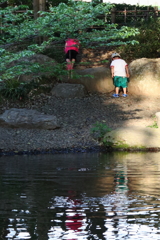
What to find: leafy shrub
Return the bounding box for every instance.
[147,121,158,128]
[42,45,65,63]
[0,79,39,100]
[91,121,112,141]
[118,18,160,60]
[0,1,140,86]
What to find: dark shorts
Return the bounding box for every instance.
[65,50,78,60]
[113,76,128,88]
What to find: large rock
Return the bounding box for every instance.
[104,126,160,149]
[0,108,59,130]
[74,67,113,93]
[70,58,160,96]
[128,58,160,96]
[156,112,160,127]
[8,54,57,82]
[51,83,87,98]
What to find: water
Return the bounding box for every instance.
[1,152,160,240]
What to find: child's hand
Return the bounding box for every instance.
[126,73,130,78]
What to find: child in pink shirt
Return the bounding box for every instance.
[65,38,80,78]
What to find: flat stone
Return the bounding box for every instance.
[0,108,60,130]
[51,83,87,98]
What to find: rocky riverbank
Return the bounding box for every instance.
[0,91,160,155]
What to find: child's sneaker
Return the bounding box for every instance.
[122,94,128,97]
[112,94,119,98]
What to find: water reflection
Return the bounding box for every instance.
[1,152,160,239]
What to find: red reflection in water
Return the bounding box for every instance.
[65,190,83,239]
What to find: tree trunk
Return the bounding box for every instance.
[33,0,46,19]
[111,7,116,24]
[39,0,46,11]
[33,0,39,19]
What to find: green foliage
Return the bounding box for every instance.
[0,5,33,44]
[0,49,38,81]
[0,0,69,8]
[0,47,67,82]
[43,62,67,81]
[118,17,160,60]
[0,1,139,88]
[91,121,112,140]
[147,121,158,129]
[48,0,68,7]
[69,71,94,80]
[42,44,65,63]
[0,78,39,100]
[7,0,32,8]
[0,1,139,47]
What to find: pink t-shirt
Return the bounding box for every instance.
[65,39,79,53]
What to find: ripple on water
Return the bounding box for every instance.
[1,152,160,239]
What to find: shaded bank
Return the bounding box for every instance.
[0,92,160,155]
[1,146,160,156]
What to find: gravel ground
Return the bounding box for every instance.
[0,92,160,154]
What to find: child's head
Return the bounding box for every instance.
[111,52,121,60]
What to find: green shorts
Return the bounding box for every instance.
[113,76,128,88]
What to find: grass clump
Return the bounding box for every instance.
[90,121,112,141]
[147,121,158,129]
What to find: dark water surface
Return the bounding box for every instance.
[1,152,160,240]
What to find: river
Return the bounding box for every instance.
[1,152,160,240]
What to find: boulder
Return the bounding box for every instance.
[0,108,60,130]
[51,83,87,98]
[128,58,160,96]
[156,112,160,127]
[69,58,160,96]
[104,126,160,149]
[8,54,57,82]
[74,67,113,93]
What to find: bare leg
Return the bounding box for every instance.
[115,87,119,95]
[71,59,75,69]
[66,59,72,79]
[66,59,72,69]
[66,58,76,79]
[123,88,127,94]
[70,59,75,78]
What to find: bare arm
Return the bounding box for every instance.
[111,66,114,78]
[125,65,130,78]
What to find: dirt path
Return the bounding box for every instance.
[0,92,160,153]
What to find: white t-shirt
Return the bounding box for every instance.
[110,59,127,77]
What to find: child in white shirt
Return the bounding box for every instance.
[110,52,130,97]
